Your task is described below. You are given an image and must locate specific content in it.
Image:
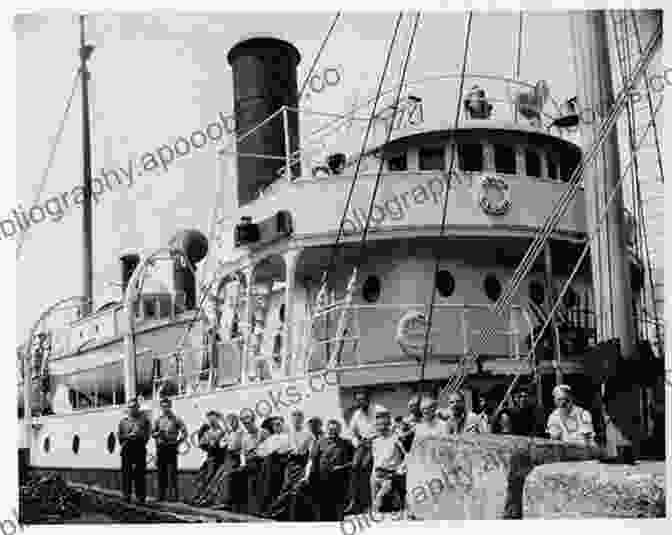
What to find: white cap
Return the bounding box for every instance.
[374,404,390,416]
[552,384,572,398]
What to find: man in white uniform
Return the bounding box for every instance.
[546,384,596,446]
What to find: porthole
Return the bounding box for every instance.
[107,432,116,454]
[362,275,382,303]
[529,280,545,306]
[72,435,80,454]
[436,270,455,298]
[484,274,502,302]
[43,436,51,454]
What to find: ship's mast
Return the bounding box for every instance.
[79,15,94,316]
[569,11,635,359]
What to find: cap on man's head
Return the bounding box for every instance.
[374,404,390,416]
[552,384,572,398]
[420,396,437,409]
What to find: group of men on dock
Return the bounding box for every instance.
[116,383,595,519]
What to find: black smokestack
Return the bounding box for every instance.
[227,36,301,205]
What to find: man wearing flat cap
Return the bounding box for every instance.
[546,384,595,446]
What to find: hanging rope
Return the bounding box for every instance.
[15,70,81,261]
[419,12,474,388]
[492,89,665,415]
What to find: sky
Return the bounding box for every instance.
[11,10,666,341]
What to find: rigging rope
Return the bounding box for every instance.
[612,10,642,341]
[354,13,421,263]
[444,16,661,401]
[629,12,664,184]
[489,20,661,320]
[513,12,524,122]
[419,12,474,389]
[615,11,664,355]
[15,70,81,261]
[298,12,342,101]
[174,12,402,375]
[491,88,665,416]
[317,12,405,292]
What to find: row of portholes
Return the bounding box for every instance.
[42,432,115,455]
[361,272,578,305]
[44,428,215,457]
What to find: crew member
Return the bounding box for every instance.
[240,410,270,515]
[546,384,596,446]
[192,410,226,504]
[303,419,354,521]
[344,389,376,515]
[473,391,492,433]
[412,395,449,445]
[443,391,484,434]
[118,397,151,503]
[510,386,545,437]
[370,406,406,513]
[152,397,188,502]
[398,394,422,451]
[268,409,316,520]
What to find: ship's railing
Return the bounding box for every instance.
[302,302,534,374]
[268,73,575,181]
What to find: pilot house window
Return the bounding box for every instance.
[457,143,483,172]
[419,147,445,171]
[494,144,516,174]
[387,152,407,172]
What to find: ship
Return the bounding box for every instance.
[17,10,665,511]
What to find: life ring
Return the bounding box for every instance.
[396,310,433,356]
[479,176,511,216]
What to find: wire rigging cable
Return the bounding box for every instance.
[492,88,664,416]
[354,13,422,264]
[613,11,663,355]
[15,70,81,261]
[298,11,342,101]
[419,11,474,387]
[317,12,405,292]
[460,16,661,403]
[178,12,395,368]
[630,12,664,184]
[513,12,524,122]
[488,19,661,321]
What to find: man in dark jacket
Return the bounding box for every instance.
[302,419,354,521]
[118,397,151,503]
[152,397,188,501]
[510,386,546,437]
